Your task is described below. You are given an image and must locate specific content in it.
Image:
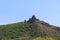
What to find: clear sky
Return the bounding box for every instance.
[0,0,60,26]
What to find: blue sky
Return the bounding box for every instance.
[0,0,60,26]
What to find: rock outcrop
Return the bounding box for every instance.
[27,15,50,26]
[27,15,39,23]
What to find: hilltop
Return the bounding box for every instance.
[0,15,60,40]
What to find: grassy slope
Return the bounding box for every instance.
[0,22,60,40]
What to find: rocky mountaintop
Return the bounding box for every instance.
[27,15,50,26]
[27,15,39,23]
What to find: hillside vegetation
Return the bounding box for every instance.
[0,15,60,40]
